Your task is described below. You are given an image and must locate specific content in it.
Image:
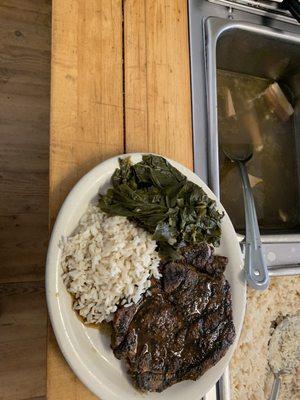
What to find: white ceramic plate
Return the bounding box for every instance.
[46,153,246,400]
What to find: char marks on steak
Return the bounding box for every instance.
[111,243,235,392]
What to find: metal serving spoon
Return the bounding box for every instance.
[268,315,300,400]
[222,143,269,290]
[268,371,286,400]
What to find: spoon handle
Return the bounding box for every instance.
[238,161,269,290]
[269,373,281,400]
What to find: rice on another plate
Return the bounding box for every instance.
[230,276,300,400]
[61,205,161,324]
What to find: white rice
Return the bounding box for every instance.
[269,315,300,374]
[61,205,161,324]
[230,276,300,400]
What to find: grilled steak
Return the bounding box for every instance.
[111,243,235,392]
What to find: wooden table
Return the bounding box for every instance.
[49,1,193,398]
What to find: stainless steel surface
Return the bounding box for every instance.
[268,263,300,276]
[189,2,300,398]
[239,159,269,289]
[205,17,300,203]
[204,17,300,396]
[189,0,299,182]
[208,0,299,24]
[269,372,282,400]
[205,17,300,245]
[216,368,231,400]
[223,143,269,289]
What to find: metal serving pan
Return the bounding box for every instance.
[205,17,300,269]
[202,16,300,400]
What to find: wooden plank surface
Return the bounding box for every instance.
[0,1,50,399]
[50,0,124,221]
[48,0,192,398]
[48,0,123,399]
[124,0,193,166]
[0,0,50,283]
[0,282,47,400]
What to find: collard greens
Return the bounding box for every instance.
[99,155,223,258]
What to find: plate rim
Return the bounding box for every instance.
[46,152,246,400]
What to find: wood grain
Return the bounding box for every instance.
[48,0,124,399]
[124,0,193,168]
[0,282,47,400]
[50,0,124,222]
[0,1,50,398]
[23,397,46,400]
[0,0,50,283]
[124,0,148,151]
[48,0,193,398]
[0,214,48,284]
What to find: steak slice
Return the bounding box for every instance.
[111,244,235,392]
[180,243,228,275]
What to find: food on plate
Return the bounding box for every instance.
[99,154,223,259]
[111,243,235,392]
[61,205,160,324]
[60,154,235,392]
